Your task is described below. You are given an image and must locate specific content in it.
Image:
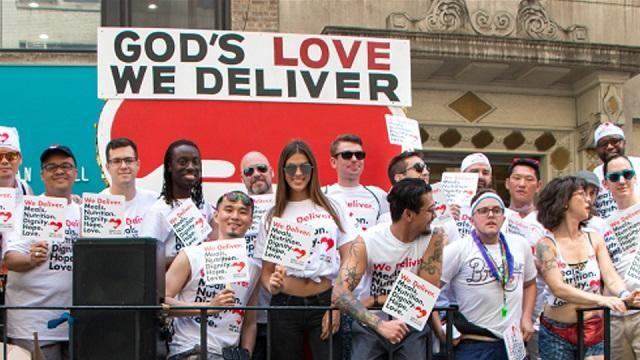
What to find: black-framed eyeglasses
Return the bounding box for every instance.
[598,137,623,149]
[606,169,635,182]
[404,162,429,174]
[42,162,75,172]
[284,163,313,177]
[107,157,137,166]
[243,164,269,177]
[474,206,504,216]
[334,151,366,160]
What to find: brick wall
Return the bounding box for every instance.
[232,0,279,32]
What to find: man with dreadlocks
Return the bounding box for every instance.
[141,139,214,265]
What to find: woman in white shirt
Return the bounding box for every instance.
[258,140,357,360]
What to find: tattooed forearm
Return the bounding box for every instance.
[535,241,558,275]
[420,237,443,283]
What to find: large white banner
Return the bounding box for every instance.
[97,27,411,106]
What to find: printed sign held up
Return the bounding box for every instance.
[441,172,478,207]
[262,217,314,270]
[503,322,526,360]
[81,193,126,238]
[22,195,67,242]
[385,115,422,151]
[167,199,212,247]
[431,182,453,223]
[382,269,440,331]
[606,203,640,254]
[203,238,250,285]
[0,188,16,232]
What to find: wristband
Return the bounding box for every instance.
[618,290,631,299]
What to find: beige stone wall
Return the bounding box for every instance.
[232,0,279,32]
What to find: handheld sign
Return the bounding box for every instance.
[503,323,526,360]
[441,172,478,207]
[385,115,422,151]
[382,269,441,331]
[625,247,640,284]
[249,194,274,236]
[0,188,16,231]
[431,182,453,223]
[81,193,126,238]
[203,238,250,285]
[166,199,212,247]
[606,203,640,254]
[22,195,67,242]
[262,217,313,270]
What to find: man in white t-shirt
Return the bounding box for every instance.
[3,145,81,360]
[239,151,274,360]
[0,126,32,200]
[101,138,157,238]
[166,191,260,360]
[141,140,213,265]
[442,189,536,359]
[325,134,388,232]
[592,122,640,219]
[333,178,444,360]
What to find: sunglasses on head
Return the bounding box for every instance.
[284,163,313,177]
[221,191,254,207]
[334,151,366,160]
[243,164,269,177]
[606,169,636,182]
[405,161,429,173]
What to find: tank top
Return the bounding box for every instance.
[544,230,602,307]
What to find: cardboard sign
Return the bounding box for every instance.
[203,238,250,285]
[431,182,453,223]
[606,203,640,254]
[166,199,212,247]
[441,172,478,206]
[98,28,412,107]
[385,115,422,150]
[262,217,314,270]
[81,193,126,238]
[503,322,526,360]
[382,269,440,331]
[22,195,67,242]
[0,188,16,232]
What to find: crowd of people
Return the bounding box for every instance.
[1,121,640,360]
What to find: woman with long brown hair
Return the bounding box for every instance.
[256,140,357,359]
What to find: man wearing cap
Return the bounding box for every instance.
[0,126,32,198]
[239,151,275,360]
[101,138,157,238]
[3,145,80,359]
[442,189,536,359]
[592,122,640,219]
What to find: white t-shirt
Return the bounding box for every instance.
[4,200,80,341]
[169,243,260,357]
[255,196,357,282]
[100,187,158,238]
[442,233,537,338]
[358,222,432,308]
[594,156,640,219]
[324,184,389,231]
[140,197,213,258]
[379,212,460,245]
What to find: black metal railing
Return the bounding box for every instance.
[576,307,611,360]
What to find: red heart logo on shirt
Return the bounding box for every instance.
[49,221,63,232]
[590,279,600,288]
[231,309,245,324]
[195,218,204,228]
[232,261,245,272]
[0,133,8,143]
[108,218,122,229]
[0,211,11,222]
[415,306,428,319]
[293,248,306,259]
[320,237,335,251]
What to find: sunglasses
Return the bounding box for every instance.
[606,169,635,182]
[284,163,313,177]
[334,151,366,160]
[243,164,269,177]
[221,191,254,208]
[0,152,19,162]
[404,161,429,174]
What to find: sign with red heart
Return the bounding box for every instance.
[81,192,126,238]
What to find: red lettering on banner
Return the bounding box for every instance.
[333,40,361,69]
[300,38,329,69]
[367,42,390,70]
[273,37,298,66]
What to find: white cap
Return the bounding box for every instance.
[594,122,624,145]
[461,153,491,172]
[0,126,20,153]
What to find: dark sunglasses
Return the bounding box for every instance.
[243,164,269,177]
[606,169,636,182]
[334,151,366,160]
[221,191,254,208]
[284,163,313,177]
[0,152,20,162]
[404,161,429,173]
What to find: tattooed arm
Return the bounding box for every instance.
[418,227,444,287]
[536,237,624,309]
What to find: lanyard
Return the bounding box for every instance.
[471,230,514,317]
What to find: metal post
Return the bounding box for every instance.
[266,309,271,360]
[3,307,7,360]
[446,308,453,360]
[577,310,585,360]
[604,308,611,360]
[200,309,207,360]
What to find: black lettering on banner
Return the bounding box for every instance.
[218,33,246,65]
[256,69,282,97]
[335,72,360,99]
[196,68,223,94]
[369,73,399,102]
[286,70,297,97]
[228,68,251,96]
[145,32,175,62]
[111,66,147,94]
[114,30,141,63]
[301,71,328,98]
[180,33,207,62]
[153,66,175,94]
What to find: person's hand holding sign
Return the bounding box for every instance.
[376,319,409,345]
[30,241,48,267]
[209,287,236,314]
[268,265,287,295]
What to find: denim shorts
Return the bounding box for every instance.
[538,316,604,359]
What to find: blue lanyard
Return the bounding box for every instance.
[471,230,514,317]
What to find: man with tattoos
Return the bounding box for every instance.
[332,178,443,359]
[442,189,537,359]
